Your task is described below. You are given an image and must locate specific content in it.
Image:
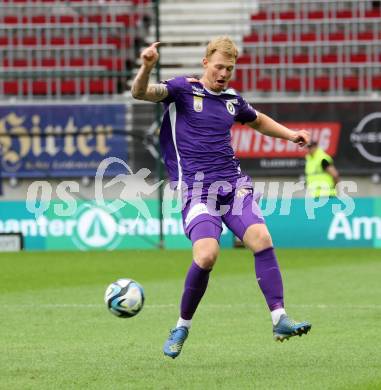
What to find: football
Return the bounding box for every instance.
[104,278,145,318]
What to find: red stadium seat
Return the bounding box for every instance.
[251,12,267,21]
[59,15,75,23]
[79,36,94,45]
[307,10,324,19]
[4,15,18,24]
[285,76,302,92]
[106,36,122,48]
[279,11,296,20]
[42,58,56,67]
[328,32,345,41]
[228,80,243,91]
[22,36,37,46]
[50,37,65,45]
[322,54,339,63]
[243,32,259,43]
[99,58,116,70]
[4,81,19,95]
[0,36,9,46]
[13,59,28,67]
[256,77,272,92]
[372,75,381,89]
[293,54,309,64]
[336,9,353,18]
[365,9,381,18]
[88,14,103,23]
[32,15,46,23]
[32,80,48,95]
[314,76,330,91]
[69,58,85,67]
[272,33,288,42]
[343,75,360,91]
[350,53,367,63]
[264,55,280,64]
[116,14,137,26]
[300,32,317,42]
[61,80,76,95]
[89,79,115,94]
[236,54,252,65]
[358,31,374,40]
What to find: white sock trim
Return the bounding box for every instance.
[271,308,286,325]
[176,317,192,329]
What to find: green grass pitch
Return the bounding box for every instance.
[1,248,381,389]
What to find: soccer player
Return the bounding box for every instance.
[131,37,312,359]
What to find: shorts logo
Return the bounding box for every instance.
[193,96,203,112]
[185,203,209,227]
[236,188,251,198]
[226,101,235,115]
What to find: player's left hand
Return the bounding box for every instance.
[290,130,310,147]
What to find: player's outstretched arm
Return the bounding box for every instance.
[131,42,169,103]
[247,112,310,147]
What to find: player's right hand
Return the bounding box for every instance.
[141,42,160,68]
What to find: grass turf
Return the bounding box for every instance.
[0,248,380,390]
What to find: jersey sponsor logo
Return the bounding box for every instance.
[226,101,236,115]
[191,85,204,94]
[193,96,203,112]
[191,85,205,96]
[231,122,341,158]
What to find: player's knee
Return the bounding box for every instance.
[195,250,218,270]
[255,231,273,252]
[243,224,273,252]
[193,237,219,270]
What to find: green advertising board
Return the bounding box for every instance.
[0,198,380,251]
[0,200,233,251]
[374,198,381,249]
[264,197,378,248]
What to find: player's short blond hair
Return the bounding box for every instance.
[205,36,239,60]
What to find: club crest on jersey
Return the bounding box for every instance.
[226,101,236,115]
[193,96,203,112]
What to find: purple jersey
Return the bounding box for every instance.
[160,77,257,188]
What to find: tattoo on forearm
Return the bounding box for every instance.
[151,84,167,99]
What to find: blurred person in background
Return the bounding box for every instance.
[305,141,340,197]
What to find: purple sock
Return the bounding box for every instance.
[254,247,284,311]
[180,261,210,320]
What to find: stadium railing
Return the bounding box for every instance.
[0,0,152,98]
[232,0,381,96]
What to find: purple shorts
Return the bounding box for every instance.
[181,182,265,244]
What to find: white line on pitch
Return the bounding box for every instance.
[0,303,380,309]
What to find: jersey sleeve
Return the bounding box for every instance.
[234,97,258,124]
[160,77,185,104]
